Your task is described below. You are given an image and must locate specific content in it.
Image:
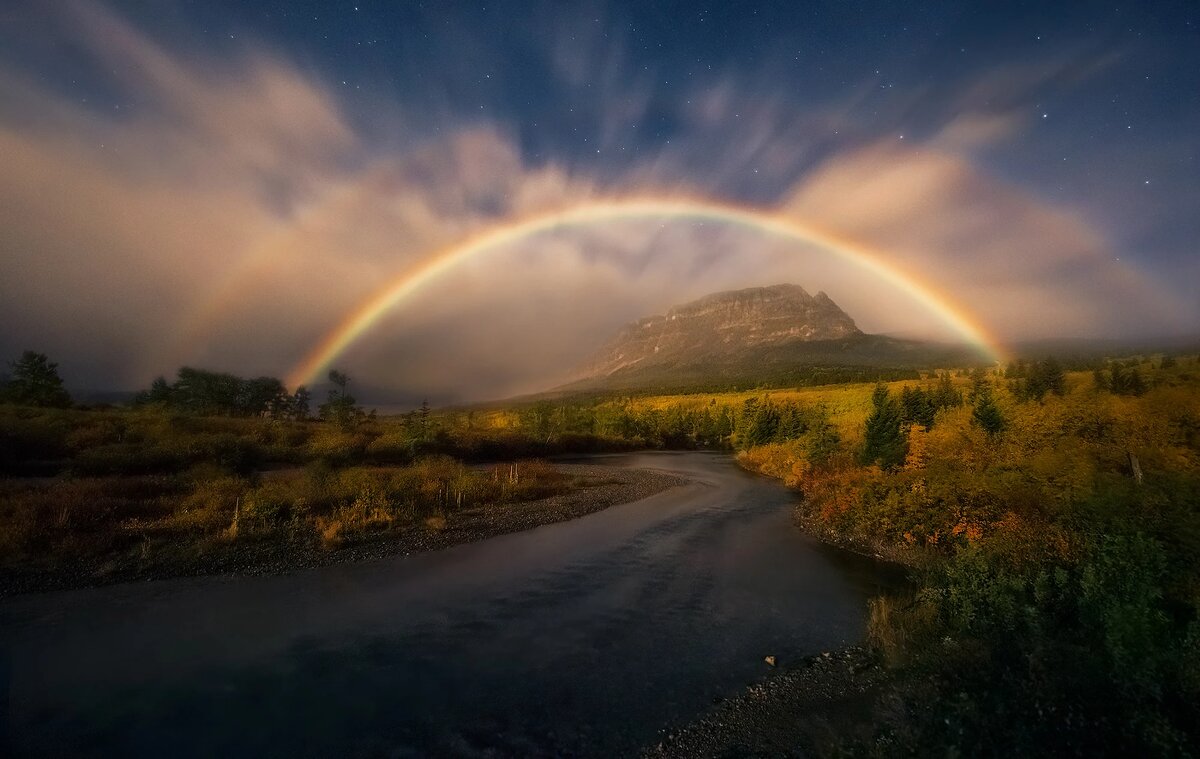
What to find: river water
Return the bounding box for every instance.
[1,452,889,757]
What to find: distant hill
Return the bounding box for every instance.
[557,284,992,394]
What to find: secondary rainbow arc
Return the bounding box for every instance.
[285,197,1007,388]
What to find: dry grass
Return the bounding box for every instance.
[0,456,573,573]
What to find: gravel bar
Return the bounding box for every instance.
[643,646,888,758]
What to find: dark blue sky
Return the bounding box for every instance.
[48,0,1197,267]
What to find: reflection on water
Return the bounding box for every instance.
[1,452,889,757]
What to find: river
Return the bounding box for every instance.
[1,452,890,757]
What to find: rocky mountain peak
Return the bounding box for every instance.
[575,284,862,379]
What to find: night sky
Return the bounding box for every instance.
[1,1,1197,401]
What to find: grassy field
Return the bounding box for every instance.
[0,403,612,588]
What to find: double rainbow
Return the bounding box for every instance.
[283,197,1006,388]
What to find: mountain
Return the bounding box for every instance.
[559,284,990,394]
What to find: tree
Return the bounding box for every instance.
[900,386,937,429]
[934,372,964,410]
[239,376,289,417]
[418,399,432,441]
[1111,364,1146,396]
[3,351,71,408]
[807,407,841,465]
[1014,358,1067,402]
[172,367,241,415]
[133,376,173,406]
[319,369,361,429]
[133,367,295,417]
[291,385,311,420]
[972,386,1005,436]
[968,367,989,403]
[861,384,907,469]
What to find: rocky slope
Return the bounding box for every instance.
[557,284,987,393]
[577,284,862,378]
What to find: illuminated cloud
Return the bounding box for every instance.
[0,1,1191,401]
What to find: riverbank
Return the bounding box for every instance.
[638,457,912,757]
[0,463,684,597]
[645,646,889,758]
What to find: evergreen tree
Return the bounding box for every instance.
[861,384,907,469]
[418,399,434,441]
[900,386,937,429]
[972,386,1005,436]
[1013,358,1067,402]
[3,351,71,408]
[1111,364,1146,396]
[319,369,361,429]
[1039,357,1067,397]
[808,407,841,465]
[968,367,989,403]
[133,376,173,406]
[934,372,963,410]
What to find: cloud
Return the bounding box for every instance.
[781,139,1184,337]
[0,1,1188,401]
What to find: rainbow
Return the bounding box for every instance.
[286,197,1006,388]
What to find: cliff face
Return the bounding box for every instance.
[577,284,862,378]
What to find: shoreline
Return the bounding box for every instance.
[640,462,914,757]
[0,463,686,598]
[643,645,889,757]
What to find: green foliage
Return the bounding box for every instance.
[861,384,907,469]
[2,351,72,408]
[1011,357,1067,402]
[318,369,364,430]
[135,367,292,417]
[971,385,1005,436]
[899,375,962,429]
[873,525,1196,755]
[1111,362,1147,396]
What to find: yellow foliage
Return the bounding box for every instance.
[731,365,1200,554]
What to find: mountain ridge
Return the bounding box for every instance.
[558,284,991,394]
[575,284,863,380]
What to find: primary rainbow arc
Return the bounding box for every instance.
[285,197,1006,388]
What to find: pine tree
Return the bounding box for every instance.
[808,408,841,465]
[1111,364,1146,396]
[419,399,432,441]
[3,351,71,408]
[972,386,1005,436]
[861,384,907,469]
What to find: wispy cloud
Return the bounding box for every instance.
[0,1,1188,400]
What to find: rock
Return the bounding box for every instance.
[764,655,777,667]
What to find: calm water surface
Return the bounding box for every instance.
[1,452,889,757]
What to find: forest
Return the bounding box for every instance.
[2,349,1198,752]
